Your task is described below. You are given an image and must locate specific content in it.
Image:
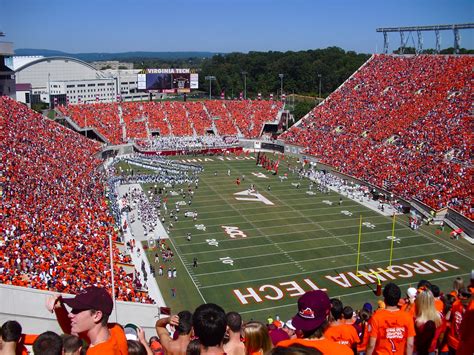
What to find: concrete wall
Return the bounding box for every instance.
[0,285,160,335]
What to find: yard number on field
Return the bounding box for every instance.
[362,222,376,229]
[220,257,234,266]
[206,239,219,247]
[222,226,247,239]
[234,190,274,205]
[251,172,269,179]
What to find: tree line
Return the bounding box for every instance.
[127,46,471,120]
[131,47,369,99]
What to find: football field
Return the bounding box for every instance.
[140,154,473,321]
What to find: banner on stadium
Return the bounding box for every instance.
[138,68,199,92]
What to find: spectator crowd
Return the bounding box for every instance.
[57,100,284,145]
[0,97,153,303]
[1,274,472,354]
[281,55,473,219]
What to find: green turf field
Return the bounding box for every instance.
[135,154,473,322]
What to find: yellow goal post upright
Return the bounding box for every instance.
[355,214,397,277]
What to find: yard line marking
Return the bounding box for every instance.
[173,218,400,232]
[193,203,382,216]
[202,172,307,272]
[178,232,421,255]
[164,231,207,303]
[193,245,445,276]
[189,239,436,265]
[263,184,374,264]
[198,251,459,289]
[403,220,473,261]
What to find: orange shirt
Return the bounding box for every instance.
[324,323,359,349]
[400,302,416,319]
[434,298,444,314]
[369,309,416,355]
[276,338,353,355]
[86,324,128,355]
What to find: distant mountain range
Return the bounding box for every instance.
[14,49,218,62]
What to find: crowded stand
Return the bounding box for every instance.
[205,99,240,135]
[57,102,123,145]
[143,101,172,136]
[121,101,149,140]
[0,96,154,303]
[3,53,473,354]
[3,274,473,354]
[227,100,283,138]
[57,99,283,144]
[281,55,473,219]
[186,101,214,135]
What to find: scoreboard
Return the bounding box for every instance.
[137,68,199,93]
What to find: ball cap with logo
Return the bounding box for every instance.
[291,290,331,332]
[62,286,113,315]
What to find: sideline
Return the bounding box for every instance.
[117,183,167,308]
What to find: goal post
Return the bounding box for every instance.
[355,214,397,277]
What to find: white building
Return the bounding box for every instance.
[14,56,148,105]
[50,78,116,104]
[7,56,44,71]
[102,69,151,102]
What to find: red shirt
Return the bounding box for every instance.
[448,300,474,350]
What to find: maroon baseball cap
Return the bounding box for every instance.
[62,286,113,315]
[292,290,331,332]
[269,328,290,345]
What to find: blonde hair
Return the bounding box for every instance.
[242,321,272,355]
[415,289,441,327]
[452,277,464,292]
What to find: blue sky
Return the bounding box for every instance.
[1,0,473,53]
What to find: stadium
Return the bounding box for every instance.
[0,21,473,355]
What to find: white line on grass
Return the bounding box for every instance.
[264,184,374,264]
[203,170,308,272]
[191,211,384,227]
[165,232,207,303]
[190,239,437,265]
[173,217,398,232]
[177,231,421,255]
[193,244,445,276]
[198,250,458,289]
